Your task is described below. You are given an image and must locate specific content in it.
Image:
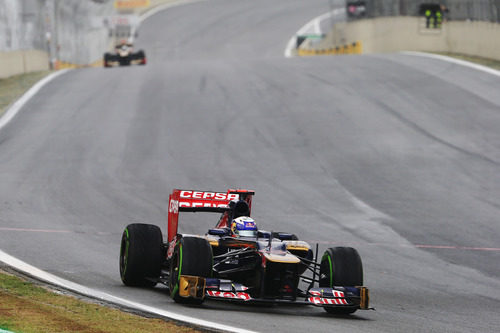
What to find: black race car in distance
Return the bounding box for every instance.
[103,41,146,67]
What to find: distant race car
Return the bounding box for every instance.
[119,189,370,314]
[103,42,146,67]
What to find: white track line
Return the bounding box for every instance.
[401,51,500,78]
[0,69,69,131]
[0,250,257,333]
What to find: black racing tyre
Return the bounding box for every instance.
[137,50,146,65]
[319,247,363,314]
[103,53,111,67]
[119,223,163,287]
[169,236,212,304]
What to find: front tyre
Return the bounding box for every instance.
[319,247,363,314]
[169,236,212,304]
[119,223,163,287]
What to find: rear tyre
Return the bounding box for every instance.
[103,53,112,67]
[119,223,163,287]
[137,50,146,65]
[319,247,363,314]
[169,236,212,304]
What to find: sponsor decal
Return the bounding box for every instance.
[308,297,348,305]
[309,289,345,297]
[179,201,229,208]
[114,0,150,9]
[167,238,177,259]
[179,191,239,201]
[169,199,179,213]
[206,291,251,301]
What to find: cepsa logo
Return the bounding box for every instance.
[180,191,239,201]
[177,191,240,208]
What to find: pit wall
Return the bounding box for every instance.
[301,17,500,61]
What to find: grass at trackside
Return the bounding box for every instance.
[435,52,500,70]
[0,71,52,117]
[0,270,200,333]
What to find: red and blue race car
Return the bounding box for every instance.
[119,189,370,314]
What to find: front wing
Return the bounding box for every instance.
[177,275,370,309]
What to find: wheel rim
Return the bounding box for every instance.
[119,229,129,279]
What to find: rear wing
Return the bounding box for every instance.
[167,189,254,242]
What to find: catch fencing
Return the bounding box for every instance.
[363,0,500,22]
[0,0,113,65]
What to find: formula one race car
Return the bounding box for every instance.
[119,189,370,314]
[103,41,146,67]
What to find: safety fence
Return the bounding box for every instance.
[360,0,500,23]
[0,0,113,60]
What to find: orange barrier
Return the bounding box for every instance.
[298,41,362,56]
[54,59,103,70]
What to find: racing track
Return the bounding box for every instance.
[1,0,500,332]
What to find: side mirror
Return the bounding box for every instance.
[208,228,229,236]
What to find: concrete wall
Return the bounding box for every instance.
[0,50,49,79]
[313,17,500,61]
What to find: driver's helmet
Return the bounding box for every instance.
[230,216,258,237]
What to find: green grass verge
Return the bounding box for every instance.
[0,71,52,117]
[0,270,199,333]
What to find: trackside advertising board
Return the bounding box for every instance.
[114,0,150,10]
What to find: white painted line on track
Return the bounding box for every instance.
[401,51,500,78]
[284,8,345,58]
[0,249,257,333]
[0,227,71,233]
[0,69,70,131]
